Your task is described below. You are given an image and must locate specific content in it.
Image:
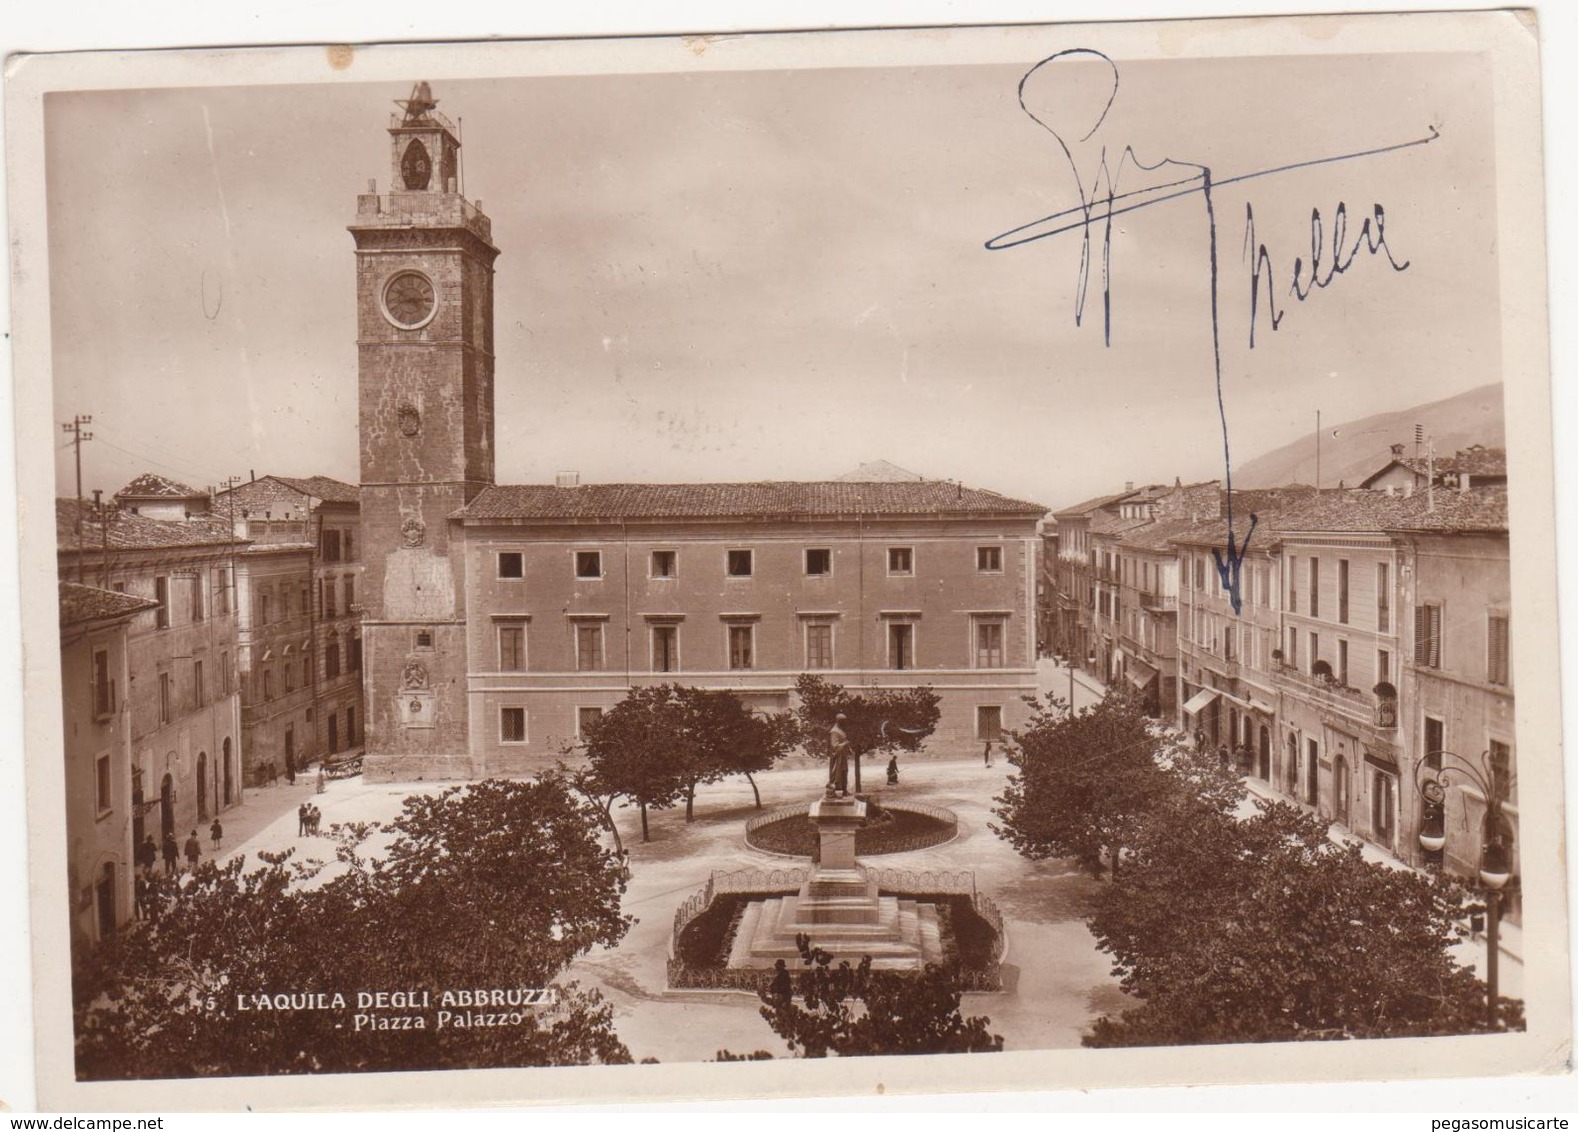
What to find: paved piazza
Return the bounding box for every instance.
[219,742,1122,1063]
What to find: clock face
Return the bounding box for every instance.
[382,272,436,329]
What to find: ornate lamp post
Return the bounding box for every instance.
[1414,747,1516,1028]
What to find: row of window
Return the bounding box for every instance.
[256,574,357,626]
[491,617,1011,673]
[146,650,234,727]
[257,636,362,701]
[497,544,1007,582]
[146,568,232,630]
[495,702,1008,746]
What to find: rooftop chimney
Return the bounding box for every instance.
[555,471,581,488]
[1391,443,1405,460]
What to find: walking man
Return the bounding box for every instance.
[161,830,178,874]
[210,818,224,851]
[136,833,158,873]
[297,802,308,837]
[184,829,201,871]
[983,738,993,767]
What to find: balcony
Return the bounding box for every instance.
[1273,662,1387,723]
[1140,591,1177,611]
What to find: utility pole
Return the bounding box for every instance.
[1427,436,1436,513]
[61,414,93,583]
[1315,409,1321,491]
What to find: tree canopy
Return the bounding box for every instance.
[73,777,633,1079]
[578,684,796,838]
[1085,798,1524,1045]
[993,686,1241,878]
[793,675,941,792]
[723,938,1003,1058]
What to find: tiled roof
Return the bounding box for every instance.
[835,460,924,483]
[1443,445,1507,478]
[115,472,206,499]
[59,581,158,627]
[1052,489,1135,519]
[1090,512,1150,537]
[57,499,246,553]
[270,475,361,505]
[458,481,1047,521]
[1119,517,1216,552]
[1384,485,1508,533]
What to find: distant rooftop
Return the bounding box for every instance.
[458,480,1047,522]
[835,460,924,483]
[115,472,207,500]
[57,499,245,554]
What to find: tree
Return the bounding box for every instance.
[993,686,1239,878]
[578,684,690,841]
[679,688,797,811]
[727,938,1003,1058]
[1084,798,1525,1045]
[793,675,941,792]
[579,684,795,833]
[73,777,634,1079]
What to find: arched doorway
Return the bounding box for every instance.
[1258,725,1271,780]
[159,773,175,840]
[222,738,234,807]
[1333,756,1350,826]
[196,753,209,821]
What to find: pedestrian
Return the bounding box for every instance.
[316,766,327,795]
[133,872,149,921]
[1193,728,1206,751]
[983,738,993,768]
[210,818,223,850]
[308,804,321,836]
[1217,743,1230,772]
[886,756,899,786]
[285,751,296,786]
[617,849,631,881]
[297,802,308,837]
[136,833,158,873]
[768,958,792,1002]
[161,830,178,874]
[184,829,201,871]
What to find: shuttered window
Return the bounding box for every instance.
[1487,614,1511,686]
[1414,603,1442,668]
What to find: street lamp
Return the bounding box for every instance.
[1414,747,1516,1029]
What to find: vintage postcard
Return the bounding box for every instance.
[4,9,1567,1112]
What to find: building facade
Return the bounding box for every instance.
[60,583,156,944]
[58,480,246,885]
[451,482,1046,772]
[216,475,365,783]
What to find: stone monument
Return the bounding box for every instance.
[727,791,943,971]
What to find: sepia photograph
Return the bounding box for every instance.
[3,6,1570,1111]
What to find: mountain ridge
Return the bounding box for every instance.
[1231,383,1506,489]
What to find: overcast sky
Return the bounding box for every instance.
[44,49,1499,510]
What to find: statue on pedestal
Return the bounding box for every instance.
[827,713,851,797]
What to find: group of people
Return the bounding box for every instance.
[131,821,221,920]
[297,801,324,836]
[1194,728,1255,775]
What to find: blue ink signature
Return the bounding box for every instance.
[986,49,1438,613]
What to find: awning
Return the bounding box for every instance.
[1182,689,1220,716]
[1126,658,1158,689]
[1249,696,1277,717]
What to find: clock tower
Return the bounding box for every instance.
[350,82,498,781]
